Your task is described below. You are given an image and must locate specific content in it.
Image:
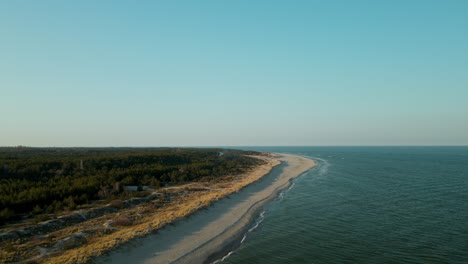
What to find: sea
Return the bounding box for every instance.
[218,146,468,264]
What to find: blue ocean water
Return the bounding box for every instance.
[220,147,468,264]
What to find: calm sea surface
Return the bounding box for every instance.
[219,147,468,264]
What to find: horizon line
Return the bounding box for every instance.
[1,145,467,148]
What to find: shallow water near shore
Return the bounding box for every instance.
[220,146,468,264]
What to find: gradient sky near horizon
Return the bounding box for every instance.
[1,0,467,146]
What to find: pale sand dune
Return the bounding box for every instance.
[97,154,316,264]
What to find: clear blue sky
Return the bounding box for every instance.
[1,0,467,146]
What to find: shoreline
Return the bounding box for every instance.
[204,160,315,264]
[95,153,316,264]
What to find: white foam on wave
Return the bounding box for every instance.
[278,191,284,200]
[303,156,330,177]
[288,181,296,191]
[211,210,266,263]
[212,250,234,264]
[277,180,297,202]
[240,234,247,244]
[248,210,265,232]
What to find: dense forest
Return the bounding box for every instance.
[0,147,264,224]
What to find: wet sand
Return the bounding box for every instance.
[95,153,316,264]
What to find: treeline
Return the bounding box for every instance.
[0,147,264,224]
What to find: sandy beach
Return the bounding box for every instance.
[95,153,316,264]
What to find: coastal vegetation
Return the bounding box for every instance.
[0,148,279,264]
[0,147,264,225]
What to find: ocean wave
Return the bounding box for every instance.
[305,156,330,177]
[277,180,297,201]
[283,152,330,178]
[211,210,267,264]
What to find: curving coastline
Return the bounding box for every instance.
[95,153,316,264]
